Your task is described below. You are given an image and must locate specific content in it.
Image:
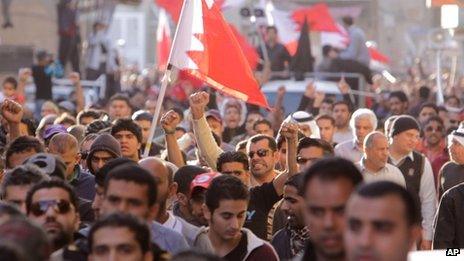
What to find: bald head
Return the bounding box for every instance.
[364,132,387,150]
[48,133,78,154]
[138,157,173,205]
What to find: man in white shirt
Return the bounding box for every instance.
[335,108,377,163]
[356,132,405,187]
[388,115,437,250]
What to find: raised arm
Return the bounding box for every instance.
[272,122,299,196]
[69,72,85,113]
[2,99,24,142]
[161,110,185,168]
[16,68,31,104]
[190,91,224,170]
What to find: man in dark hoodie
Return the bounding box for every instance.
[86,133,121,175]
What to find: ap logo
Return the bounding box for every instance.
[446,248,460,256]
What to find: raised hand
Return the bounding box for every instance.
[189,91,210,120]
[161,110,180,134]
[279,122,299,141]
[1,99,23,124]
[277,85,286,98]
[18,68,31,83]
[304,81,316,98]
[338,76,350,94]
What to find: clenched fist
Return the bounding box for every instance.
[1,99,23,124]
[189,91,210,120]
[161,110,180,134]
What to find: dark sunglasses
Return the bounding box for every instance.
[425,126,443,132]
[30,199,72,216]
[248,149,270,158]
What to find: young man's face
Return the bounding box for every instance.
[4,185,30,213]
[317,119,335,143]
[281,185,305,228]
[90,227,152,261]
[304,177,355,260]
[220,162,251,187]
[90,151,114,174]
[319,102,333,116]
[248,139,277,179]
[418,107,437,125]
[109,100,132,120]
[333,104,350,128]
[101,179,155,221]
[254,123,273,137]
[423,120,443,147]
[354,118,375,145]
[27,188,79,250]
[297,146,324,171]
[344,194,418,261]
[113,130,141,160]
[204,199,248,242]
[392,129,420,154]
[388,97,407,116]
[246,113,263,135]
[135,120,151,145]
[49,148,80,180]
[224,107,241,129]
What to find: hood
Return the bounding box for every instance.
[86,133,121,174]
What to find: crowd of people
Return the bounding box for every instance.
[0,11,463,261]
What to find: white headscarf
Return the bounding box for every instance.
[283,111,321,139]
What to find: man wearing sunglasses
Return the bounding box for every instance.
[296,137,334,172]
[26,179,82,258]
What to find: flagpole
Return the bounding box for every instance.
[143,0,189,158]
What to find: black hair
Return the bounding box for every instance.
[174,165,208,195]
[95,158,136,187]
[389,91,408,103]
[109,93,132,109]
[25,178,79,215]
[4,136,45,169]
[333,100,351,112]
[418,86,430,100]
[342,16,354,26]
[316,114,335,126]
[321,98,334,105]
[297,137,334,156]
[419,102,438,115]
[354,181,420,226]
[424,115,444,128]
[445,95,461,107]
[217,151,249,172]
[301,157,363,196]
[284,173,304,194]
[105,164,158,207]
[322,45,333,57]
[21,118,37,136]
[77,110,101,125]
[111,118,143,143]
[266,25,278,33]
[3,76,18,89]
[88,213,151,254]
[247,134,277,152]
[253,119,272,130]
[171,107,185,122]
[2,164,48,198]
[85,120,113,136]
[205,175,249,213]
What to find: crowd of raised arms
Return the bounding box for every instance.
[0,12,463,261]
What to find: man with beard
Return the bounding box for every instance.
[271,174,309,260]
[344,182,421,261]
[332,101,353,144]
[26,179,84,259]
[300,157,363,261]
[417,117,447,180]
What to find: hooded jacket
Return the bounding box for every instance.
[86,133,121,174]
[194,227,279,261]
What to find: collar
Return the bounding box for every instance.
[390,152,414,165]
[352,139,362,151]
[69,165,81,184]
